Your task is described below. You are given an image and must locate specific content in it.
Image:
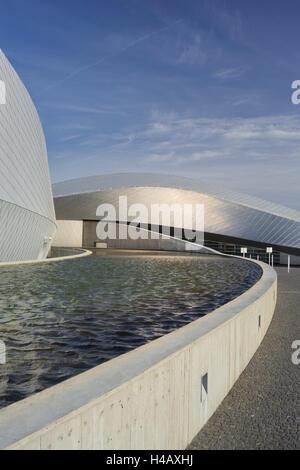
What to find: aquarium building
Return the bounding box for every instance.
[52,173,300,264]
[1,46,300,265]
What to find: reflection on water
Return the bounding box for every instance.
[0,251,261,408]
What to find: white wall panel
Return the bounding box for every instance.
[52,220,83,248]
[0,49,56,261]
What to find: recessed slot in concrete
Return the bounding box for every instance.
[201,372,208,402]
[258,314,261,329]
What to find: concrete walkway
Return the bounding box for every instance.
[188,266,300,450]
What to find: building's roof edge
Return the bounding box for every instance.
[52,172,300,223]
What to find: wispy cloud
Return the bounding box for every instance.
[39,18,184,95]
[53,111,300,166]
[213,67,245,79]
[60,134,82,142]
[43,103,127,116]
[177,33,207,66]
[191,150,223,160]
[205,0,243,41]
[147,151,175,162]
[50,110,300,209]
[231,96,258,107]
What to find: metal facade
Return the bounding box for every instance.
[0,50,56,261]
[53,173,300,253]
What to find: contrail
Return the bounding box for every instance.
[40,18,183,95]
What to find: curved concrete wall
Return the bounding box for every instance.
[0,49,56,261]
[0,257,277,450]
[0,247,92,268]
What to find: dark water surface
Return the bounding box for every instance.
[0,251,261,408]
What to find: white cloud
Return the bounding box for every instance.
[177,33,207,66]
[43,103,127,116]
[213,67,244,79]
[60,134,82,142]
[147,151,175,162]
[125,113,300,167]
[191,150,223,160]
[150,122,171,133]
[51,111,300,209]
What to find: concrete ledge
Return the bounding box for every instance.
[0,248,92,267]
[0,257,277,450]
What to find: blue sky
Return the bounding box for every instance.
[1,0,300,209]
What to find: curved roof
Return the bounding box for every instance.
[53,172,300,222]
[53,173,300,253]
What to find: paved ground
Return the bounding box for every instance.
[188,266,300,450]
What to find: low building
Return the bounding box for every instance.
[53,173,300,264]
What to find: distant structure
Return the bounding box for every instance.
[53,173,300,265]
[0,50,56,262]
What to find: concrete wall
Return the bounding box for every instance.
[0,258,277,450]
[83,221,212,253]
[82,220,97,247]
[52,220,83,248]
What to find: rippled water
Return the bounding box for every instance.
[0,251,261,408]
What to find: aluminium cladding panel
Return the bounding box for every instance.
[52,172,300,223]
[54,186,300,251]
[0,50,56,261]
[0,199,55,261]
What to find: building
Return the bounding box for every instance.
[0,49,56,262]
[52,173,300,264]
[1,45,299,265]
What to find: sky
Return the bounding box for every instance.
[0,0,300,209]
